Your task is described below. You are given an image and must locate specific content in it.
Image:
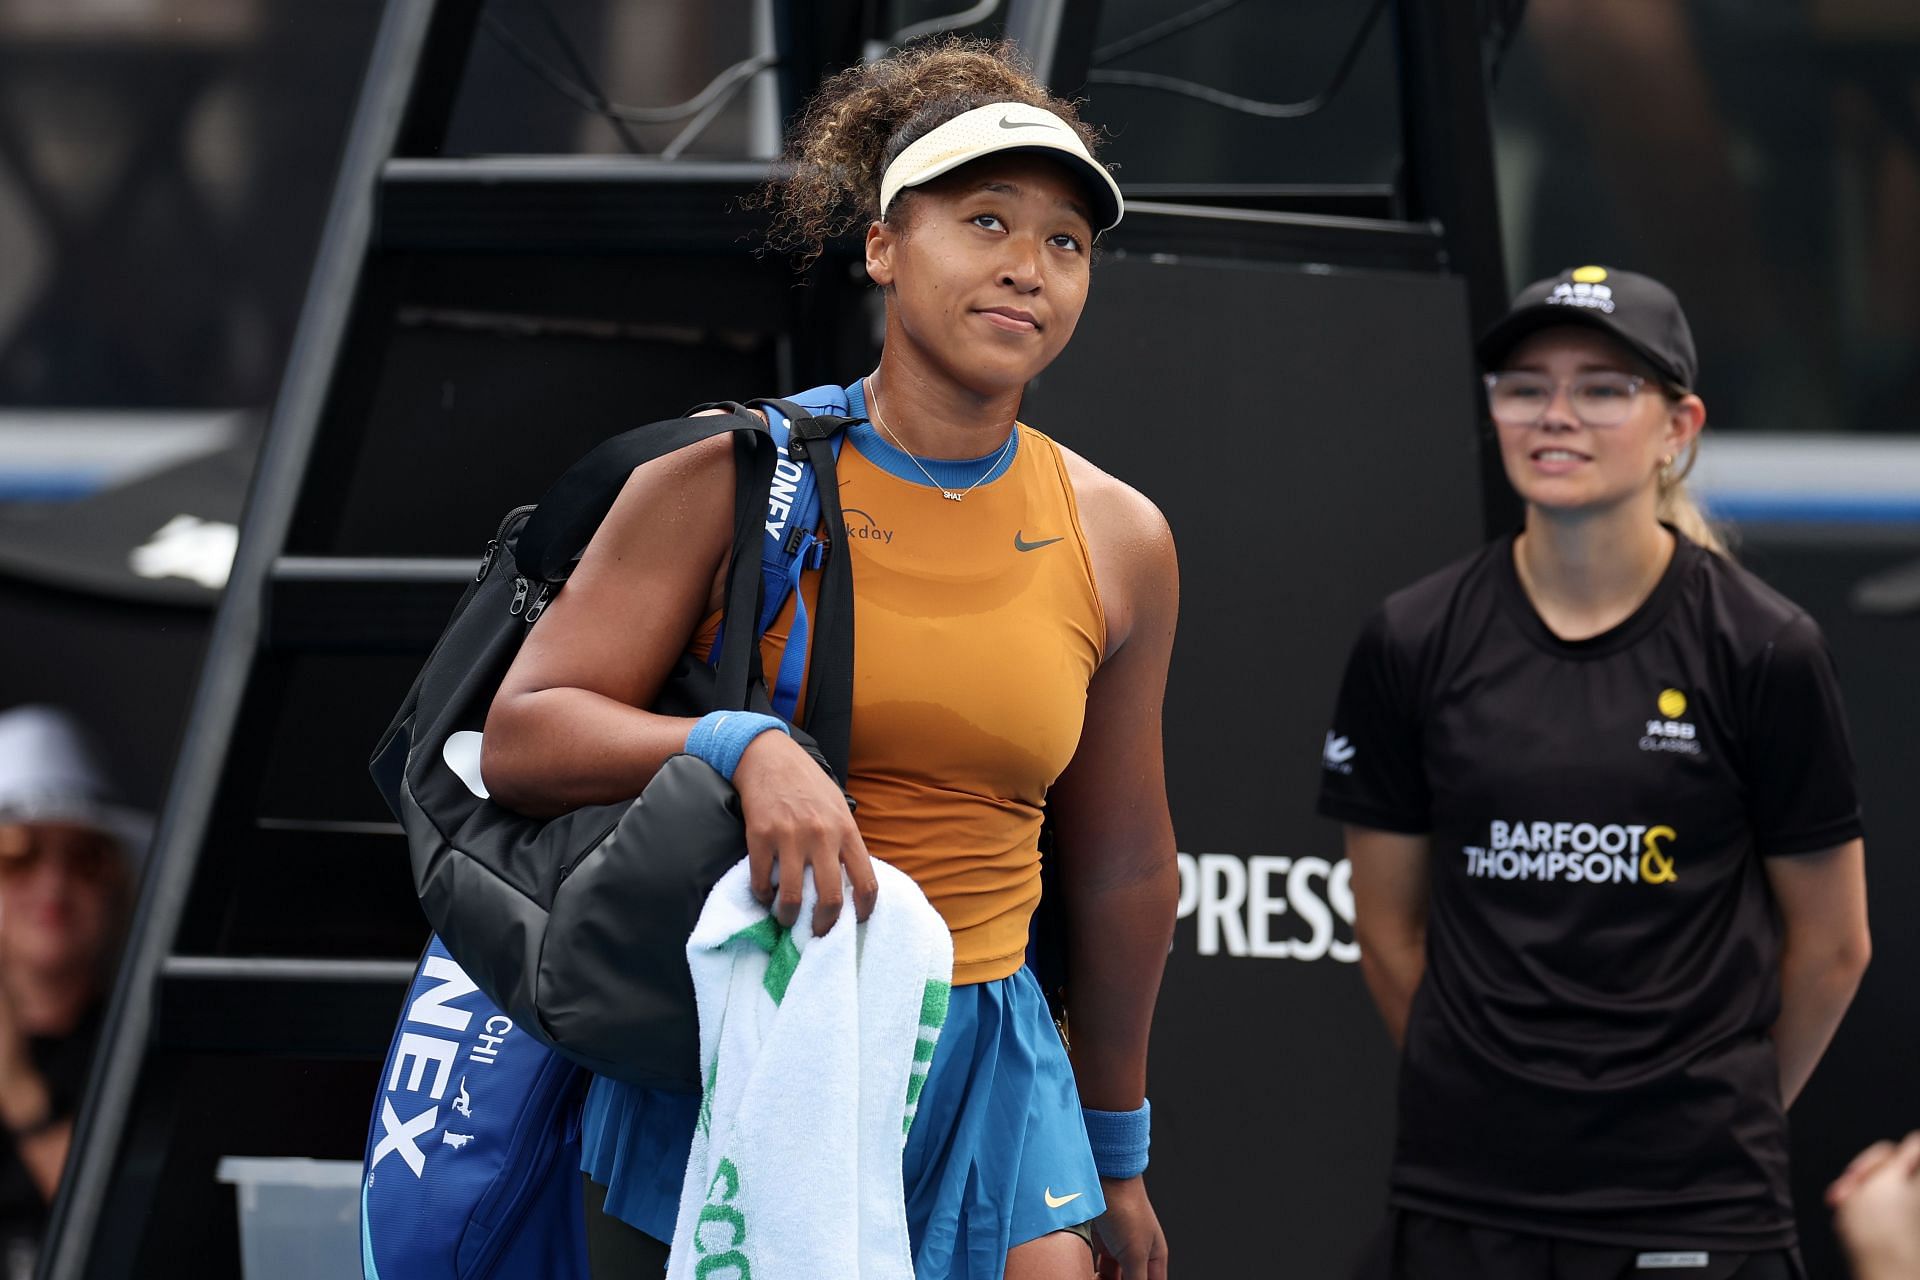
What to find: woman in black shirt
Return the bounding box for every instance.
[1319,267,1870,1279]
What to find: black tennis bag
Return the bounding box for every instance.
[368,399,856,1088]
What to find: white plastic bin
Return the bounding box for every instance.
[215,1157,363,1280]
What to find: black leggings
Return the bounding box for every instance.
[583,1175,671,1277]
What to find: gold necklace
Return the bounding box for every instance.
[865,378,1015,502]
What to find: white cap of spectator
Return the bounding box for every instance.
[0,706,151,865]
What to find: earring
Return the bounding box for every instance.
[1661,455,1675,469]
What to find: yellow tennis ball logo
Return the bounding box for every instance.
[1657,688,1687,719]
[1572,265,1609,284]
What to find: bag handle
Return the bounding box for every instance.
[510,398,853,779]
[514,405,770,583]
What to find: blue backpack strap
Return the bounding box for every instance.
[709,385,851,722]
[759,385,850,720]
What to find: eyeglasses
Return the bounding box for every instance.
[1483,371,1650,427]
[0,823,121,883]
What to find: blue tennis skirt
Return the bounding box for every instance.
[580,964,1105,1278]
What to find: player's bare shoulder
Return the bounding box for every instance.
[1053,439,1175,562]
[1052,439,1176,655]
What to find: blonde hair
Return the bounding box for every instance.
[748,36,1102,268]
[1655,407,1729,557]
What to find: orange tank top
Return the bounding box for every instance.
[689,394,1105,984]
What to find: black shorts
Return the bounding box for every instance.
[1359,1209,1808,1280]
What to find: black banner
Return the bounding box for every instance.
[1026,255,1485,1276]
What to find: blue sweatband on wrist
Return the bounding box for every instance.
[685,711,790,782]
[1082,1098,1150,1179]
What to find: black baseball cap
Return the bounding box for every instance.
[1477,265,1698,391]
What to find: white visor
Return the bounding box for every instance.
[878,102,1123,232]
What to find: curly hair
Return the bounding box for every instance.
[753,37,1104,267]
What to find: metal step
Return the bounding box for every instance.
[156,956,417,1057]
[1119,201,1446,271]
[378,156,778,253]
[267,555,474,651]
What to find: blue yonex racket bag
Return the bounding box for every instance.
[361,936,590,1280]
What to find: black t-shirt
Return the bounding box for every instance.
[1317,531,1863,1250]
[0,1004,103,1266]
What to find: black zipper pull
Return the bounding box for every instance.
[509,577,530,616]
[524,582,554,624]
[476,539,500,582]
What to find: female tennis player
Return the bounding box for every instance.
[1319,266,1870,1279]
[483,38,1176,1280]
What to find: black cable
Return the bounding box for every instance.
[1091,0,1244,67]
[480,11,638,138]
[888,0,1003,46]
[479,11,778,129]
[1483,0,1530,85]
[526,0,646,154]
[1085,0,1390,121]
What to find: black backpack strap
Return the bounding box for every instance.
[514,404,769,583]
[754,397,860,460]
[711,428,778,713]
[512,396,853,778]
[777,413,855,783]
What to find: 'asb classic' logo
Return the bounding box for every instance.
[1642,687,1701,755]
[1547,264,1616,314]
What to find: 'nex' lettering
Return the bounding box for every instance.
[372,955,496,1178]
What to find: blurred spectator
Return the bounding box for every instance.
[1506,0,1920,435]
[0,0,377,408]
[1830,1133,1920,1280]
[1518,0,1834,432]
[0,706,143,1278]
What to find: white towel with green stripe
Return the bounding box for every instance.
[666,856,953,1280]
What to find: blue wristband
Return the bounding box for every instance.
[1081,1098,1150,1179]
[685,711,790,782]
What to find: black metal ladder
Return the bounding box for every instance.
[40,2,844,1272]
